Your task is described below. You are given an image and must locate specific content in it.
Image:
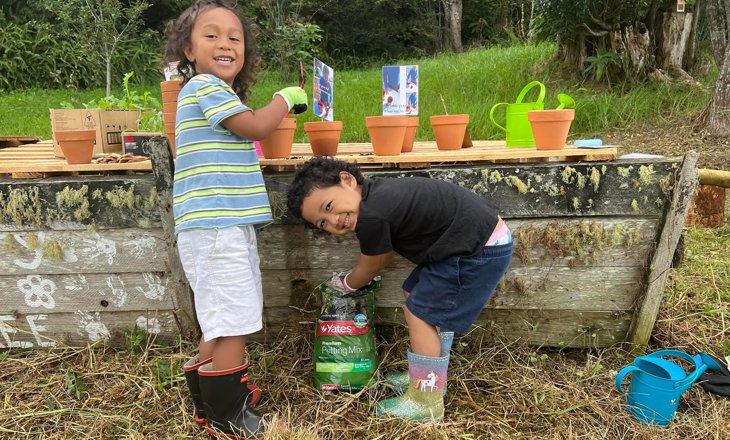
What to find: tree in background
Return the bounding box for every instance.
[47,0,151,96]
[538,0,702,83]
[706,0,730,135]
[441,0,464,52]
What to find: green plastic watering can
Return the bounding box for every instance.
[489,81,545,147]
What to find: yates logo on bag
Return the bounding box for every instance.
[317,320,368,336]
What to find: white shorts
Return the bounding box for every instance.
[177,226,263,341]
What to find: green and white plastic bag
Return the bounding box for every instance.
[314,277,380,392]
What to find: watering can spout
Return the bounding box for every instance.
[556,93,576,110]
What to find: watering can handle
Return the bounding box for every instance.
[615,365,640,395]
[647,349,709,390]
[489,102,508,132]
[515,81,546,104]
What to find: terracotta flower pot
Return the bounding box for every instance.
[304,120,343,156]
[54,130,96,164]
[430,114,469,150]
[259,118,296,159]
[160,80,182,95]
[365,115,408,156]
[528,109,575,150]
[162,101,177,116]
[402,116,419,153]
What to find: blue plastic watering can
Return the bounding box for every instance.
[615,349,708,426]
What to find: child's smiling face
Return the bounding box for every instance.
[301,172,362,236]
[184,7,244,86]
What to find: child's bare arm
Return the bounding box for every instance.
[220,97,289,140]
[347,252,395,289]
[222,86,307,140]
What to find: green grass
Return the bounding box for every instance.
[0,43,714,143]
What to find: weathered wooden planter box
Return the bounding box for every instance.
[0,138,697,350]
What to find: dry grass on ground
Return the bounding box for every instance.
[604,115,730,170]
[2,212,728,439]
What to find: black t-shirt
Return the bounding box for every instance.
[355,177,501,264]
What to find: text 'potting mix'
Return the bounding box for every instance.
[313,278,380,392]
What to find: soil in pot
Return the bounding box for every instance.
[527,109,575,150]
[55,129,96,164]
[305,120,343,156]
[430,114,469,150]
[366,115,408,156]
[402,116,419,152]
[259,118,296,159]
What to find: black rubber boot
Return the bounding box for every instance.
[198,362,265,439]
[183,356,212,425]
[184,356,263,427]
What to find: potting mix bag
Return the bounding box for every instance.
[314,276,380,392]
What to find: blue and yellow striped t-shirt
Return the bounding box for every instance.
[172,74,272,233]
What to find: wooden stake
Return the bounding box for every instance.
[628,150,699,352]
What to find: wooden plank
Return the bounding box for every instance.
[0,176,161,231]
[0,272,173,313]
[0,229,167,275]
[628,151,699,350]
[258,219,658,270]
[148,136,198,339]
[264,159,681,220]
[259,142,618,168]
[261,307,632,348]
[0,310,178,348]
[258,265,643,311]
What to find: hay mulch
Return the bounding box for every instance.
[1,218,728,440]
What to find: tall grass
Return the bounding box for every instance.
[0,43,714,142]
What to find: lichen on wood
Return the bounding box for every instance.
[55,185,91,222]
[3,233,18,254]
[0,187,42,227]
[43,239,64,262]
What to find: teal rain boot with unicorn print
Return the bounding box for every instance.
[384,331,453,395]
[376,350,449,422]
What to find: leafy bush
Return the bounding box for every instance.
[61,72,163,133]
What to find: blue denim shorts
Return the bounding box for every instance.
[403,242,513,334]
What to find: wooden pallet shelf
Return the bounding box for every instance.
[0,139,618,178]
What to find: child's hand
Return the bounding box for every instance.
[274,86,308,114]
[327,272,355,293]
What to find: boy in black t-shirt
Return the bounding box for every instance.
[286,157,513,422]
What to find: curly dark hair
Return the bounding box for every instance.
[163,0,259,101]
[286,157,366,225]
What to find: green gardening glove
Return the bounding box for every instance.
[274,86,308,114]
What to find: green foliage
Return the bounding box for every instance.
[1,44,715,142]
[536,0,651,38]
[153,358,184,391]
[64,369,87,400]
[45,0,152,95]
[583,48,621,85]
[259,20,323,81]
[60,72,164,133]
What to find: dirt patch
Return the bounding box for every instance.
[603,115,730,170]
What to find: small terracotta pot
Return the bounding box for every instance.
[304,120,343,156]
[430,114,469,150]
[365,115,408,156]
[528,109,575,150]
[402,117,419,152]
[160,80,182,93]
[54,130,96,164]
[259,118,296,159]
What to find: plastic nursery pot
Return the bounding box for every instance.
[259,117,296,159]
[304,120,343,156]
[162,101,177,116]
[54,129,96,164]
[160,80,182,95]
[401,116,419,153]
[163,111,176,126]
[527,109,575,150]
[430,114,469,150]
[365,115,408,156]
